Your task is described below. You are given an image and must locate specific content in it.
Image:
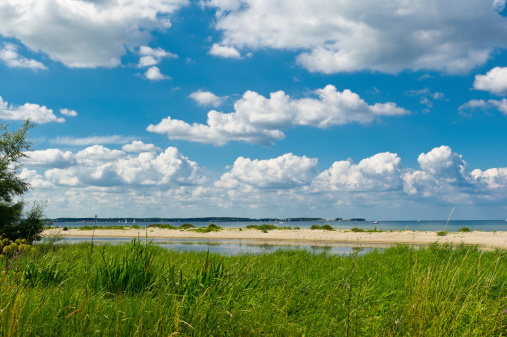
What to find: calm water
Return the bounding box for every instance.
[54,219,507,232]
[47,237,376,256]
[47,219,506,255]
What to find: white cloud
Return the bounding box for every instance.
[19,168,53,189]
[458,98,507,117]
[50,135,135,146]
[215,153,318,189]
[402,146,471,198]
[189,90,225,107]
[147,85,410,146]
[23,149,76,168]
[20,145,507,218]
[0,0,188,68]
[122,141,161,153]
[59,108,78,117]
[313,152,403,192]
[209,44,241,58]
[471,167,507,190]
[0,42,46,70]
[0,96,65,123]
[206,0,507,74]
[28,145,205,188]
[138,45,177,67]
[144,66,170,80]
[474,67,507,96]
[75,145,127,166]
[417,146,468,181]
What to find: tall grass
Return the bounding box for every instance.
[0,241,505,336]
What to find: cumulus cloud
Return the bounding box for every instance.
[0,96,65,123]
[19,168,53,189]
[0,0,188,68]
[122,141,161,153]
[458,99,507,117]
[0,42,46,70]
[50,135,135,146]
[23,145,205,188]
[473,67,507,95]
[138,45,177,67]
[205,0,507,74]
[313,152,403,192]
[471,167,507,190]
[147,85,410,146]
[59,108,78,117]
[189,90,225,107]
[215,153,318,189]
[20,145,507,217]
[144,66,170,80]
[23,149,76,168]
[402,146,471,198]
[209,44,241,58]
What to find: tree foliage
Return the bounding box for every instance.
[0,120,45,243]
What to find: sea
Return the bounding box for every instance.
[53,219,507,232]
[45,219,507,256]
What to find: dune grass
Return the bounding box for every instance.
[0,240,506,336]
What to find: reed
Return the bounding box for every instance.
[0,241,505,336]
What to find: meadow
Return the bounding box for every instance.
[0,239,506,336]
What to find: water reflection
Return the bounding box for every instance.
[46,237,377,256]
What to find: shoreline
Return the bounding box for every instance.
[43,228,507,250]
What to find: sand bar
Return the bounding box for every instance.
[42,228,507,250]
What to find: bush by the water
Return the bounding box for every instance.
[437,230,448,236]
[458,227,471,233]
[246,224,296,232]
[1,241,506,336]
[192,223,222,233]
[311,224,335,231]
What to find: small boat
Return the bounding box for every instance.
[124,218,127,223]
[133,219,136,224]
[373,221,378,224]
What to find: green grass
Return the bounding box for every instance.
[458,227,471,233]
[437,230,449,236]
[0,241,506,336]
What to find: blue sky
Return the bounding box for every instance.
[1,0,507,220]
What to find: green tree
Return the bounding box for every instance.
[0,120,46,243]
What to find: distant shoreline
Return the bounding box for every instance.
[43,228,507,250]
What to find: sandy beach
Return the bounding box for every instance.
[42,228,507,250]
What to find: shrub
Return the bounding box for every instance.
[458,227,470,233]
[246,224,277,232]
[437,231,448,236]
[322,224,334,231]
[350,227,364,232]
[63,227,68,231]
[193,224,222,233]
[180,223,195,229]
[147,224,177,229]
[310,224,321,230]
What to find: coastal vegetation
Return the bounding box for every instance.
[0,121,46,243]
[0,240,505,336]
[310,224,335,231]
[246,224,300,232]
